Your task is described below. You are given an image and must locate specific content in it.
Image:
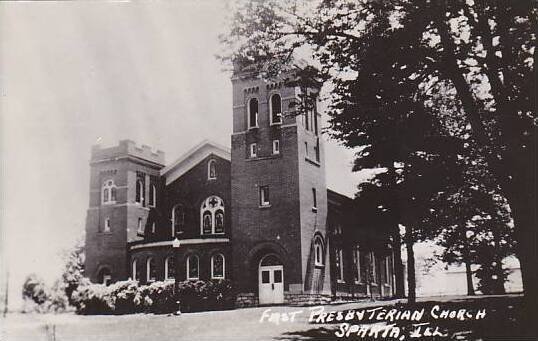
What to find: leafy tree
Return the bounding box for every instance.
[60,241,85,306]
[220,0,536,325]
[22,274,48,306]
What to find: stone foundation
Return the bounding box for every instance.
[284,293,332,306]
[235,293,259,308]
[235,292,332,308]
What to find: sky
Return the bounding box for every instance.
[0,0,369,309]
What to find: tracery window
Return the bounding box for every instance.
[200,196,225,235]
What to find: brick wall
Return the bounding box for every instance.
[158,154,231,240]
[85,141,164,283]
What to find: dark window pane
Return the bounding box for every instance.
[271,94,282,123]
[189,256,199,278]
[249,98,258,127]
[215,211,224,233]
[274,270,282,283]
[262,271,270,283]
[212,255,224,278]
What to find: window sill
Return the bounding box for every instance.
[312,207,317,213]
[211,276,225,280]
[102,201,117,206]
[187,277,200,281]
[314,263,325,269]
[247,154,282,162]
[248,126,259,130]
[270,122,282,127]
[337,280,345,284]
[201,232,226,237]
[259,204,271,209]
[208,177,217,181]
[305,157,320,167]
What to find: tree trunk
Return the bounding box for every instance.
[511,197,537,336]
[491,229,506,295]
[406,236,416,304]
[388,165,405,298]
[464,257,475,296]
[393,228,405,298]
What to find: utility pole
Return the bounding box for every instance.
[3,270,9,317]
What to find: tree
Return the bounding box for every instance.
[22,274,48,306]
[220,0,536,326]
[60,241,85,306]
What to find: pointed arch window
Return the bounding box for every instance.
[211,254,225,279]
[102,180,117,204]
[248,98,259,128]
[200,196,225,235]
[172,204,186,236]
[314,236,324,266]
[270,94,282,125]
[208,159,217,180]
[187,255,199,280]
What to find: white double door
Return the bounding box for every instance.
[259,265,284,305]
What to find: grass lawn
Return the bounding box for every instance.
[1,294,529,341]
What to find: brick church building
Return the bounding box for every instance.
[84,62,401,306]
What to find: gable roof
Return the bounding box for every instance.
[160,140,231,185]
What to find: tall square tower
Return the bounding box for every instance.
[230,62,331,305]
[84,140,164,284]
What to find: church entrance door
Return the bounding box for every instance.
[258,255,284,305]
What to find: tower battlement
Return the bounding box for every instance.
[91,139,165,165]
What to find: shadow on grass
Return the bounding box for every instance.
[275,296,529,341]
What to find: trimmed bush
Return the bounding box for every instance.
[71,279,233,315]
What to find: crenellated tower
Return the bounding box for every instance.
[84,140,164,283]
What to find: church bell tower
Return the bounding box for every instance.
[230,62,331,305]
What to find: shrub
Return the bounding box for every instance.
[70,279,113,315]
[70,279,233,315]
[139,281,177,314]
[108,280,142,314]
